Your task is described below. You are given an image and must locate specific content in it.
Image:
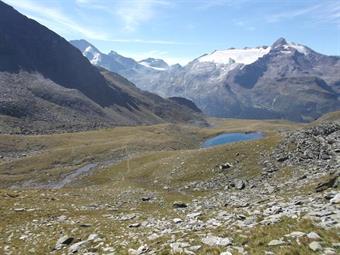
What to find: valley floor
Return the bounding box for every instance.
[0,118,339,255]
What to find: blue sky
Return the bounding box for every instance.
[3,0,340,64]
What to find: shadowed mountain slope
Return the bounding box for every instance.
[0,1,205,133]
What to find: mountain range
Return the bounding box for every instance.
[0,1,205,133]
[72,38,340,122]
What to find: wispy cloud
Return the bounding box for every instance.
[234,20,255,31]
[267,4,321,23]
[116,0,171,32]
[267,1,340,28]
[317,1,340,27]
[4,0,109,39]
[4,0,184,45]
[195,0,250,10]
[76,0,172,32]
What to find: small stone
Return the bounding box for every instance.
[236,214,246,220]
[220,252,232,255]
[147,233,160,241]
[87,233,99,241]
[28,248,36,253]
[68,240,88,253]
[120,213,136,221]
[201,235,232,246]
[285,231,305,238]
[323,248,337,255]
[268,239,285,246]
[129,223,141,228]
[130,244,148,255]
[187,212,202,218]
[263,206,282,216]
[307,232,321,240]
[79,223,92,228]
[14,208,25,212]
[54,235,74,250]
[170,242,190,253]
[309,241,322,251]
[332,243,340,248]
[219,162,232,170]
[57,215,67,222]
[173,201,187,208]
[173,218,183,223]
[234,179,246,190]
[128,248,137,255]
[277,155,289,162]
[330,193,340,204]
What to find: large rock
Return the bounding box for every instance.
[233,179,246,190]
[309,241,322,251]
[54,235,74,250]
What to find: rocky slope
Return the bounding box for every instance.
[1,117,339,254]
[168,97,202,113]
[0,2,205,133]
[74,38,340,122]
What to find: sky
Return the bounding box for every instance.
[3,0,340,65]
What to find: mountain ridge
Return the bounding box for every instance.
[0,1,206,133]
[72,37,340,122]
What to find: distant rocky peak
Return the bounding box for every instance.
[140,58,168,67]
[271,37,309,55]
[272,37,288,48]
[70,39,99,53]
[108,50,119,56]
[139,58,169,70]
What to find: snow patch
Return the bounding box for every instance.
[84,46,101,65]
[284,42,309,55]
[198,47,271,65]
[139,61,167,71]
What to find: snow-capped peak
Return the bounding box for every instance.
[272,38,309,55]
[139,58,169,71]
[84,46,102,65]
[198,46,271,65]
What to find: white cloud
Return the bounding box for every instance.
[116,0,172,32]
[267,4,320,23]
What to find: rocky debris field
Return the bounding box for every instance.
[1,122,339,255]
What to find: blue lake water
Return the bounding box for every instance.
[201,132,263,148]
